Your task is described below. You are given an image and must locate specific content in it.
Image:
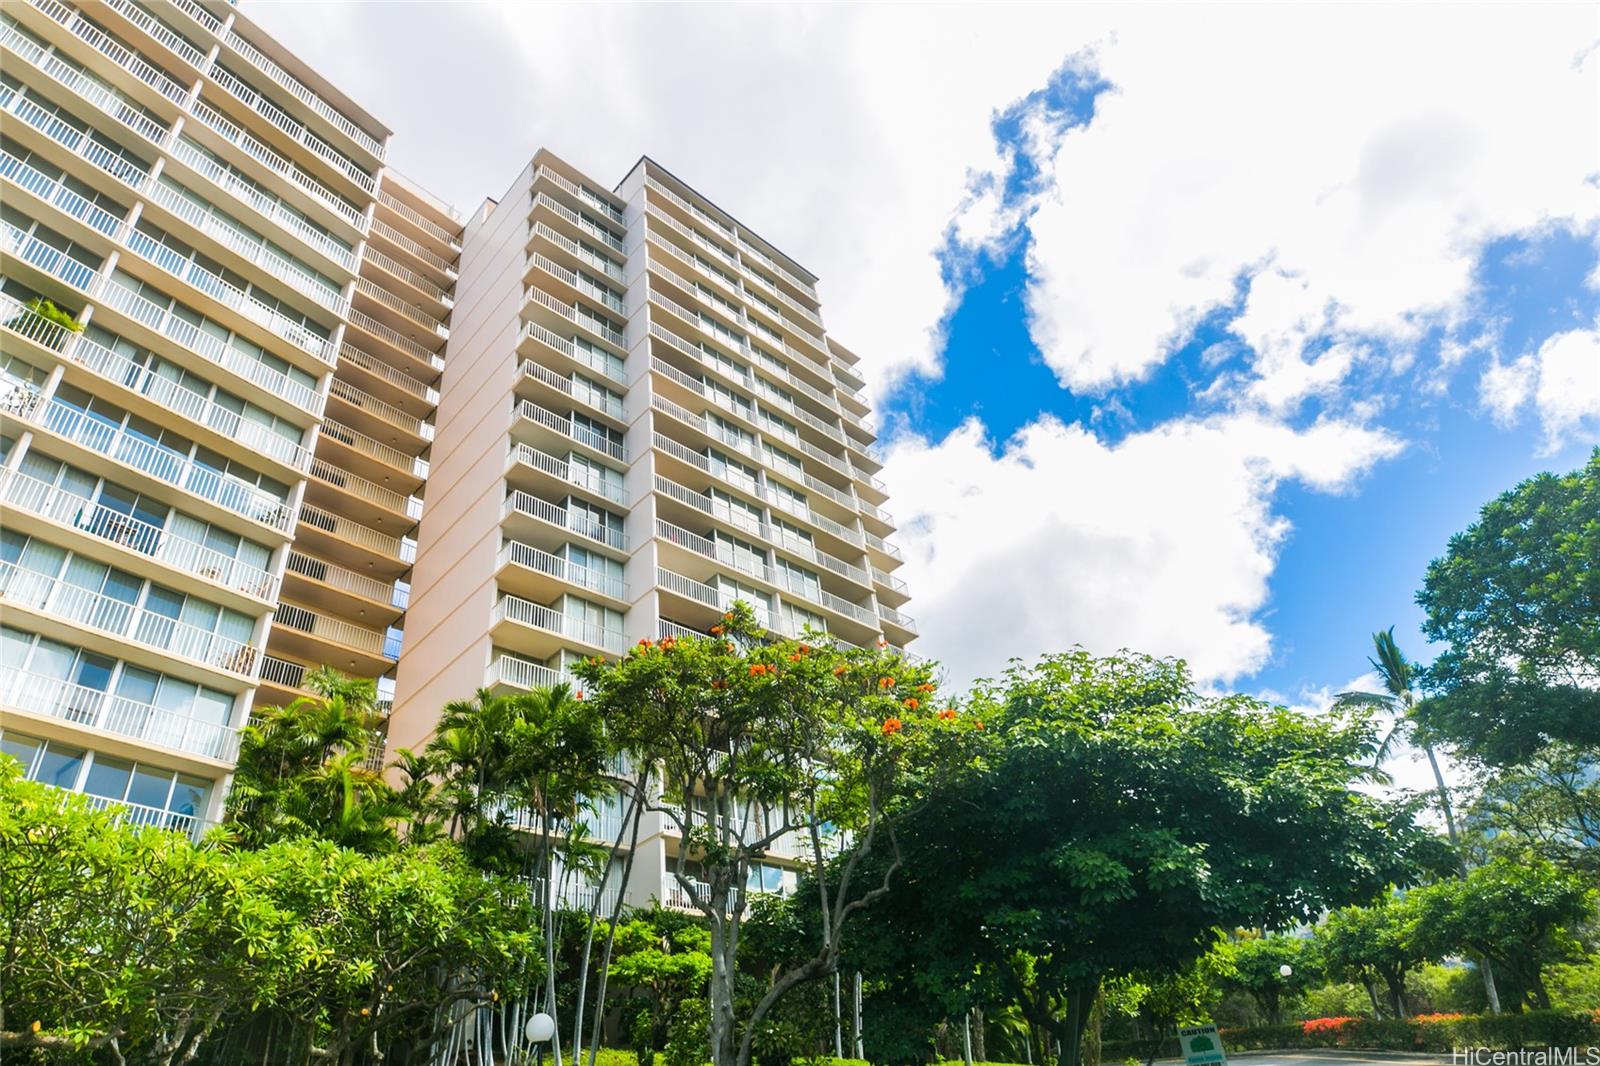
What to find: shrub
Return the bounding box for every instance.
[1301,1017,1358,1034]
[1108,1011,1598,1058]
[22,296,83,333]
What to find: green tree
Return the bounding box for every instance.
[1466,743,1600,876]
[1316,897,1430,1019]
[572,603,959,1066]
[1210,935,1318,1025]
[607,912,713,1057]
[843,650,1448,1066]
[1414,449,1600,765]
[1409,857,1595,1011]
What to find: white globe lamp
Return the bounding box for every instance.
[1279,964,1293,978]
[525,1013,556,1043]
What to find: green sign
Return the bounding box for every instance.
[1178,1025,1228,1066]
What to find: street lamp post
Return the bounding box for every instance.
[525,1013,555,1066]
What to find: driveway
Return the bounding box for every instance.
[1156,1052,1452,1066]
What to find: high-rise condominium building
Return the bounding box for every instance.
[0,0,912,911]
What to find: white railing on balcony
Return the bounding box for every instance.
[531,192,623,255]
[508,443,626,506]
[499,539,625,601]
[532,165,625,227]
[0,561,259,676]
[519,358,624,420]
[872,567,909,596]
[0,19,171,146]
[654,518,772,584]
[308,458,423,521]
[657,618,704,643]
[98,0,208,69]
[29,398,296,533]
[486,654,574,692]
[1,88,149,191]
[2,665,241,761]
[284,550,404,608]
[188,98,365,232]
[878,604,917,631]
[0,468,279,602]
[525,284,624,350]
[0,149,129,243]
[273,601,393,658]
[514,399,625,462]
[2,219,102,293]
[163,0,222,36]
[492,593,625,653]
[379,190,460,249]
[220,28,385,160]
[122,227,335,364]
[354,276,446,335]
[62,323,312,473]
[346,308,443,370]
[207,63,375,194]
[363,245,450,304]
[519,319,624,384]
[502,491,627,552]
[865,531,904,561]
[296,504,415,563]
[257,653,308,691]
[527,219,623,282]
[318,419,428,478]
[654,475,766,539]
[29,0,190,106]
[94,276,325,416]
[328,379,433,440]
[72,790,207,839]
[371,218,457,276]
[339,343,438,403]
[168,137,359,273]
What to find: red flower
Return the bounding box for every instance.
[833,665,849,677]
[797,643,811,654]
[916,683,935,694]
[878,676,896,689]
[575,691,586,701]
[723,612,735,623]
[639,638,653,647]
[902,697,919,710]
[974,720,984,730]
[938,708,957,721]
[876,638,888,649]
[711,679,728,691]
[710,625,724,636]
[789,652,803,662]
[881,717,903,736]
[726,642,736,653]
[749,663,776,677]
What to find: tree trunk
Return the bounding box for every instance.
[1422,739,1502,1015]
[709,916,739,1066]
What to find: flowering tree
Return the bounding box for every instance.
[572,602,962,1066]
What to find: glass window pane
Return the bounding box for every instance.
[125,765,171,809]
[1,733,43,774]
[34,743,85,788]
[82,755,133,800]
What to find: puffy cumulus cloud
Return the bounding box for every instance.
[882,415,1402,691]
[251,2,1127,403]
[1478,324,1600,451]
[979,4,1599,408]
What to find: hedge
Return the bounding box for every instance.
[1101,1010,1600,1060]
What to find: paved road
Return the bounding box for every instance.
[1157,1053,1451,1066]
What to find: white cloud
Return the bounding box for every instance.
[883,414,1402,690]
[1477,324,1600,450]
[976,4,1599,408]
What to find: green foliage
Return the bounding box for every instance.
[1209,936,1320,1024]
[1316,896,1432,1018]
[0,759,538,1061]
[1301,983,1377,1019]
[22,295,83,332]
[1102,1011,1600,1058]
[1466,742,1600,875]
[1415,449,1600,765]
[608,910,714,1056]
[1547,956,1600,1014]
[1407,857,1595,1011]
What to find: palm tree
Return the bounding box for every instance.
[1332,627,1501,1014]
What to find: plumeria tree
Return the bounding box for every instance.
[572,602,964,1066]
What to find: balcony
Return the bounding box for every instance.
[0,561,259,679]
[205,62,375,199]
[70,789,209,841]
[306,457,423,524]
[518,359,625,421]
[878,603,918,638]
[271,601,397,673]
[282,550,406,617]
[1,149,129,250]
[218,27,386,163]
[25,396,296,535]
[295,503,415,569]
[506,443,626,508]
[529,192,623,257]
[362,245,451,309]
[865,530,904,564]
[524,284,624,352]
[0,85,150,197]
[526,219,623,285]
[502,491,627,554]
[1,218,101,295]
[22,0,190,111]
[346,308,444,375]
[513,399,626,463]
[370,218,457,280]
[92,276,326,418]
[1,665,241,763]
[517,319,625,385]
[353,275,448,339]
[0,18,172,148]
[532,164,625,228]
[378,190,460,253]
[317,418,428,483]
[497,539,626,604]
[338,343,439,407]
[490,593,626,657]
[654,517,772,586]
[485,654,574,693]
[650,394,760,465]
[0,467,278,605]
[327,378,434,444]
[254,652,313,705]
[525,250,623,317]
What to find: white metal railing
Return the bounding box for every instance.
[1,88,150,191]
[220,28,386,160]
[379,190,460,249]
[532,165,625,227]
[0,468,278,601]
[0,19,171,145]
[164,0,223,36]
[363,245,451,303]
[318,419,428,478]
[273,601,393,658]
[297,504,415,563]
[499,540,625,600]
[0,149,129,243]
[94,277,325,415]
[658,619,704,642]
[502,491,627,551]
[347,308,443,370]
[2,219,102,292]
[308,458,422,521]
[878,604,917,631]
[29,0,190,106]
[258,653,308,691]
[525,284,624,350]
[486,654,569,692]
[865,531,904,561]
[188,98,365,232]
[354,276,446,335]
[492,593,625,653]
[519,319,624,384]
[339,343,438,403]
[519,359,625,421]
[531,192,623,255]
[206,62,375,194]
[873,568,909,595]
[30,398,296,533]
[507,443,626,506]
[1,665,240,761]
[284,550,403,607]
[371,218,457,276]
[328,378,433,440]
[99,0,208,69]
[165,135,356,273]
[514,399,626,462]
[0,561,259,676]
[72,790,206,840]
[527,219,623,282]
[122,227,335,364]
[654,475,766,539]
[654,518,773,584]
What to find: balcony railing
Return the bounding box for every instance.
[94,277,326,416]
[354,276,447,336]
[1,665,241,761]
[0,19,171,146]
[318,419,428,478]
[378,190,459,250]
[519,320,624,384]
[1,219,102,293]
[500,539,625,601]
[207,63,375,195]
[0,467,278,602]
[492,593,625,654]
[0,561,259,676]
[520,359,624,420]
[0,87,150,192]
[284,550,405,608]
[508,443,625,506]
[503,491,627,552]
[363,245,451,304]
[0,149,129,243]
[872,567,910,596]
[273,602,396,659]
[72,789,207,840]
[220,28,386,160]
[864,531,904,562]
[527,219,623,282]
[297,504,415,563]
[308,458,423,521]
[525,284,624,350]
[339,344,438,404]
[347,308,443,371]
[654,518,772,585]
[98,0,208,69]
[257,653,308,692]
[514,399,626,462]
[532,164,625,227]
[28,0,190,107]
[878,604,917,632]
[485,654,571,692]
[328,379,434,441]
[29,398,297,533]
[371,218,457,277]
